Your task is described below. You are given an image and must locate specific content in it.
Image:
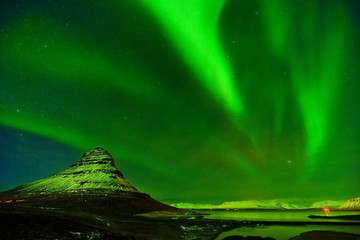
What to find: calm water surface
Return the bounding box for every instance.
[201,210,360,240]
[203,210,360,222]
[216,225,360,240]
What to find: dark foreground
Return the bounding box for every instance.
[0,204,240,240]
[1,205,360,240]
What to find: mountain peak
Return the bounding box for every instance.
[13,147,138,193]
[76,147,115,166]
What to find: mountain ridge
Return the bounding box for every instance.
[171,200,307,210]
[310,200,345,209]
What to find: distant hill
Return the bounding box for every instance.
[338,197,360,210]
[172,199,306,210]
[172,198,360,210]
[218,200,306,210]
[309,200,345,209]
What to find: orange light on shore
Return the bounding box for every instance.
[4,200,12,204]
[322,207,331,216]
[16,199,25,202]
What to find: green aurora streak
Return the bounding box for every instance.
[0,0,359,202]
[261,1,353,178]
[139,0,244,116]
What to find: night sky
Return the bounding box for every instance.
[1,0,360,203]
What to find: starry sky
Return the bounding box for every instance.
[1,0,360,203]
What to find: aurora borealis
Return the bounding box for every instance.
[1,0,359,203]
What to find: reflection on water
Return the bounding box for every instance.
[202,210,360,240]
[203,210,360,222]
[216,225,360,240]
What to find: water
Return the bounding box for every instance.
[216,225,360,240]
[203,210,360,222]
[201,210,360,240]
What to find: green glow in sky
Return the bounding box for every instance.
[261,1,352,178]
[0,0,359,203]
[140,0,244,116]
[1,14,161,99]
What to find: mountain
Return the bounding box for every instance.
[218,200,306,210]
[338,197,360,210]
[219,200,278,209]
[309,200,345,209]
[172,200,306,210]
[9,147,138,193]
[0,147,178,215]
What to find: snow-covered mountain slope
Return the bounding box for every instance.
[338,197,360,210]
[172,199,306,210]
[310,200,345,209]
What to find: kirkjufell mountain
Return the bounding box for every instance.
[0,147,178,215]
[10,147,138,193]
